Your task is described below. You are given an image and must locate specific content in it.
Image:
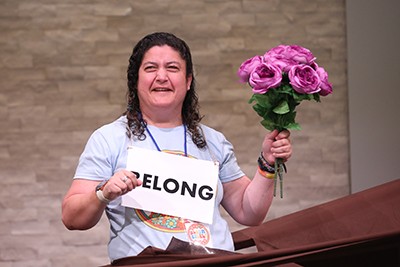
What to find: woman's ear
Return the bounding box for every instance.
[186,75,193,90]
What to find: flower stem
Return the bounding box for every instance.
[274,158,285,198]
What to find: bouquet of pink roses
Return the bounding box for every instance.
[237,45,332,197]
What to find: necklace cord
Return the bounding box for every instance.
[143,122,188,157]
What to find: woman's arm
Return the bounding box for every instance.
[62,179,106,230]
[62,170,142,230]
[221,173,274,226]
[221,130,292,226]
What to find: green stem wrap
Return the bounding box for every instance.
[274,158,286,198]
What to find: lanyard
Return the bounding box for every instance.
[144,123,188,157]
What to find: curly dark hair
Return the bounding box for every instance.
[124,32,206,148]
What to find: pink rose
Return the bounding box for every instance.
[289,45,316,64]
[264,45,316,72]
[249,63,282,94]
[288,65,321,94]
[315,65,333,96]
[237,55,264,83]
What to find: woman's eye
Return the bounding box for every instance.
[168,65,179,72]
[144,66,156,72]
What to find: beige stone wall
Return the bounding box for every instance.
[0,0,348,266]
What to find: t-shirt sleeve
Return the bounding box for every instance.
[202,126,244,183]
[218,137,245,183]
[73,129,113,181]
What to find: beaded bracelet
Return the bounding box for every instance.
[258,152,275,173]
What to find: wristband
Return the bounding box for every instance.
[96,189,111,204]
[258,167,275,179]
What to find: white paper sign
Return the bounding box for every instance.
[121,146,219,224]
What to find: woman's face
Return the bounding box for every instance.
[137,45,192,117]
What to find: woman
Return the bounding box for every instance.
[62,32,292,262]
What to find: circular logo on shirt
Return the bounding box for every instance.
[186,223,211,246]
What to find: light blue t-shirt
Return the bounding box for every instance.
[74,116,244,261]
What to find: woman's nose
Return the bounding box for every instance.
[156,69,168,82]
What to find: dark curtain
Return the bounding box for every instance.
[101,179,400,267]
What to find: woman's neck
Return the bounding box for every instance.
[140,109,183,128]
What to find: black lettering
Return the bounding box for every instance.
[199,185,214,200]
[142,173,152,189]
[131,172,214,201]
[131,171,140,179]
[153,175,162,191]
[181,181,197,197]
[164,178,179,193]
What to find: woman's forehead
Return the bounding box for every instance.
[143,45,183,61]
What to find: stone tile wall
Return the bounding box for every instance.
[0,0,348,266]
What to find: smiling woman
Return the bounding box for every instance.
[125,32,205,148]
[137,45,192,126]
[61,32,292,263]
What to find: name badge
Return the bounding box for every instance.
[121,146,219,224]
[185,221,213,247]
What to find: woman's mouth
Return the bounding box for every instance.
[152,88,172,92]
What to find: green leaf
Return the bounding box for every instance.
[273,100,290,114]
[293,92,310,102]
[286,122,302,130]
[247,82,324,132]
[279,84,293,94]
[252,104,267,118]
[313,93,321,102]
[254,94,273,108]
[260,118,275,131]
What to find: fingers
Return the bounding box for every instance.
[263,130,292,162]
[271,137,292,160]
[124,171,142,188]
[271,144,292,160]
[118,171,142,192]
[266,129,279,141]
[275,129,290,140]
[265,130,290,144]
[119,175,131,193]
[102,170,141,200]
